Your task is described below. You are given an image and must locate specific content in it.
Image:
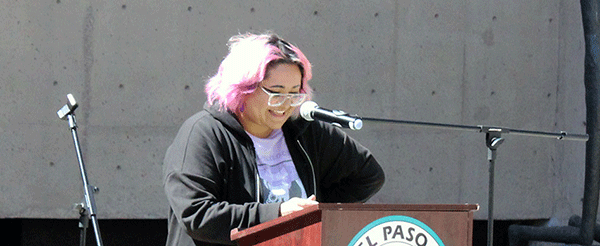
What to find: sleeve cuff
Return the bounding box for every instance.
[258,202,282,224]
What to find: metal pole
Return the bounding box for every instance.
[57,94,104,246]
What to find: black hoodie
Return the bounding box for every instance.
[163,103,385,246]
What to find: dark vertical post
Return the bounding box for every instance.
[508,1,600,245]
[581,0,600,243]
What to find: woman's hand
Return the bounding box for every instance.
[279,195,318,217]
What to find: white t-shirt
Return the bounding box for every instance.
[247,129,307,203]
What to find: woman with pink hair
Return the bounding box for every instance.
[163,32,385,246]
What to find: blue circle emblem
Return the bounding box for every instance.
[348,215,445,246]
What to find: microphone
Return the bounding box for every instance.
[56,94,78,120]
[299,101,363,130]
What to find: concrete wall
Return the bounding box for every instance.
[0,0,587,229]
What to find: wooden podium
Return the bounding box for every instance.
[231,203,479,246]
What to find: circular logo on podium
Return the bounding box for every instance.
[348,215,444,246]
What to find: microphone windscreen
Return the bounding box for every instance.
[300,101,318,121]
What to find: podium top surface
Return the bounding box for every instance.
[315,203,480,212]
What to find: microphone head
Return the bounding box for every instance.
[300,101,318,121]
[66,93,77,109]
[351,119,363,130]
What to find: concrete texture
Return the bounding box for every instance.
[0,0,588,232]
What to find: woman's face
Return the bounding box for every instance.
[238,63,303,138]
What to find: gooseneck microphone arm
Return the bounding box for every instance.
[361,117,589,141]
[57,94,104,246]
[360,116,588,246]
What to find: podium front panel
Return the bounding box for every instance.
[231,203,477,246]
[321,209,473,246]
[251,222,322,246]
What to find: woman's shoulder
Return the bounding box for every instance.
[178,109,249,143]
[180,110,218,130]
[171,110,226,140]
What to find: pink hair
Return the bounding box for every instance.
[205,33,313,114]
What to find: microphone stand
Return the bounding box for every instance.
[361,117,588,246]
[57,94,104,246]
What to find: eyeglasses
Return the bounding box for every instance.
[260,87,307,107]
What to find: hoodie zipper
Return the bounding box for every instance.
[255,172,260,203]
[296,140,317,199]
[250,147,261,203]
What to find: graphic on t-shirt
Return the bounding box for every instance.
[247,129,307,203]
[258,160,306,203]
